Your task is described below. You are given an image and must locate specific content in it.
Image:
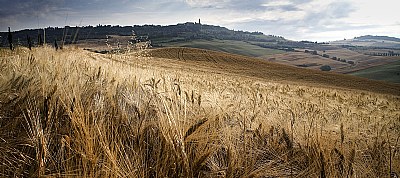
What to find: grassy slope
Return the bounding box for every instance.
[150,47,400,96]
[1,47,399,177]
[350,60,400,83]
[160,39,284,57]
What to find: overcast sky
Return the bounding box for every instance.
[1,0,399,41]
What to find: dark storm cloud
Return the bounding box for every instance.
[0,0,67,31]
[0,0,78,31]
[0,0,160,17]
[0,0,176,31]
[0,0,65,16]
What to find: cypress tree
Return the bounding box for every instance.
[38,34,43,46]
[7,27,13,50]
[27,35,32,50]
[54,39,58,50]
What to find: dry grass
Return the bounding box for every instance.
[0,46,399,177]
[150,47,400,96]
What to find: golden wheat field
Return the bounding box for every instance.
[0,46,399,177]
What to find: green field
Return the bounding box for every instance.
[350,60,400,83]
[160,39,284,57]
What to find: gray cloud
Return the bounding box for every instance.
[0,0,61,17]
[233,18,377,41]
[229,1,363,41]
[1,0,398,41]
[304,1,355,24]
[184,0,313,11]
[0,0,178,30]
[297,1,356,35]
[271,5,299,11]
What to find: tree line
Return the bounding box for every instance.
[365,51,400,56]
[4,27,58,50]
[1,23,287,48]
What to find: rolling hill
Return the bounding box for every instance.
[355,35,400,42]
[350,60,400,83]
[330,35,400,49]
[149,47,400,96]
[0,46,399,177]
[0,22,286,47]
[2,24,399,85]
